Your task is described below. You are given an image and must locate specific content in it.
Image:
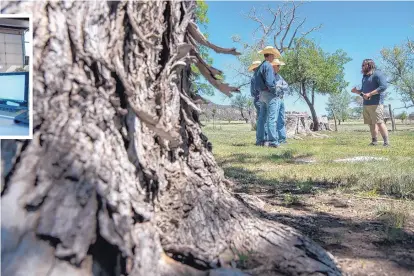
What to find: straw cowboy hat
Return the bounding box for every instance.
[271,59,286,66]
[248,60,261,72]
[258,46,281,58]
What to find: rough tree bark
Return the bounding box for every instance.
[1,1,341,276]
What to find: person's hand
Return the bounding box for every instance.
[351,87,359,93]
[363,93,371,100]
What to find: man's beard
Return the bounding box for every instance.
[362,68,371,75]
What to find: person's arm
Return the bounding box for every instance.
[263,63,276,94]
[351,87,361,94]
[365,71,388,98]
[277,76,289,94]
[250,78,255,97]
[283,80,290,95]
[279,76,289,89]
[351,85,365,98]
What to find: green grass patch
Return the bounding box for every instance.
[283,193,301,206]
[375,203,410,242]
[203,121,414,199]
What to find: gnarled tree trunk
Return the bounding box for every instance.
[300,82,320,131]
[1,1,341,276]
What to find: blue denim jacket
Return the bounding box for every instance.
[253,61,276,95]
[250,77,259,102]
[274,73,289,98]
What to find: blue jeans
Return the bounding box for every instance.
[257,91,282,146]
[277,100,287,143]
[254,100,260,116]
[255,100,267,143]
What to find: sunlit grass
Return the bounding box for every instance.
[203,121,414,199]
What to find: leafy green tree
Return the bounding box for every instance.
[281,38,351,130]
[231,94,249,123]
[191,0,215,96]
[398,111,408,123]
[380,39,414,107]
[195,0,209,27]
[326,90,351,126]
[351,95,363,119]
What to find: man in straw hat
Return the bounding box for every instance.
[248,60,262,119]
[271,58,289,145]
[249,60,268,141]
[254,46,282,147]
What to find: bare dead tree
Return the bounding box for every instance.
[232,1,322,91]
[2,1,340,276]
[246,2,322,53]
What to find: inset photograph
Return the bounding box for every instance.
[0,15,31,139]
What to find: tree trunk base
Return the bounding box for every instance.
[1,1,340,275]
[286,115,331,139]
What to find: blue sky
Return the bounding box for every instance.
[201,1,414,115]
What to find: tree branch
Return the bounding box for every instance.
[237,81,251,89]
[393,103,414,111]
[274,8,284,50]
[265,5,280,37]
[294,94,302,104]
[286,18,306,49]
[301,23,323,37]
[187,22,241,55]
[232,66,253,80]
[279,2,298,51]
[193,51,240,97]
[246,7,268,39]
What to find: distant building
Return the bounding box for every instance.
[0,18,29,72]
[409,112,414,122]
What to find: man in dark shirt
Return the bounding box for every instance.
[351,59,390,146]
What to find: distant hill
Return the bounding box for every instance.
[200,102,247,122]
[199,102,310,122]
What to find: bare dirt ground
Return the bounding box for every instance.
[234,188,414,276]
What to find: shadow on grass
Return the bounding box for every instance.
[218,150,316,166]
[219,152,414,272]
[265,151,314,163]
[218,152,414,199]
[223,166,336,196]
